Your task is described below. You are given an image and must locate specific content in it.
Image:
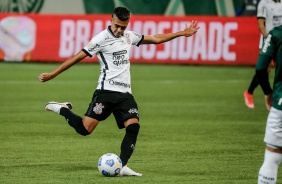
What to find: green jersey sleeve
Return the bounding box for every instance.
[256,33,274,70]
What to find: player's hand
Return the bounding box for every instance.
[264,94,272,111]
[183,20,200,37]
[38,72,53,82]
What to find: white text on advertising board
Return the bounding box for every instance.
[59,20,237,62]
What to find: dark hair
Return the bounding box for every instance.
[113,7,131,21]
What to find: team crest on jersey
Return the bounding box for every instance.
[124,33,131,44]
[93,103,104,114]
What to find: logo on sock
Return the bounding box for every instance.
[93,103,104,114]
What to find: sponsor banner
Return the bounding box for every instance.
[0,13,260,65]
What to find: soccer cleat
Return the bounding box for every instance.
[45,101,72,114]
[244,90,254,109]
[119,165,142,176]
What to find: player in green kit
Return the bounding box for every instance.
[244,0,282,109]
[256,24,282,184]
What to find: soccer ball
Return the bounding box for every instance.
[98,153,122,176]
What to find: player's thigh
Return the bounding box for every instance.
[84,90,113,121]
[113,97,139,129]
[264,107,282,148]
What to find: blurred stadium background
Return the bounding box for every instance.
[0,0,245,16]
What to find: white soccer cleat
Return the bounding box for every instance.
[119,165,142,176]
[45,101,72,114]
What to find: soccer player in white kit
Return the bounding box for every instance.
[244,0,282,109]
[38,7,199,176]
[256,24,282,184]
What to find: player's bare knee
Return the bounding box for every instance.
[266,145,282,154]
[124,118,139,127]
[81,124,96,135]
[82,118,99,135]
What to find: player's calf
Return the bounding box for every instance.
[45,101,89,136]
[120,123,140,166]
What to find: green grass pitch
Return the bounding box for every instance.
[0,62,279,183]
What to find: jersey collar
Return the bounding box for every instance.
[107,26,123,38]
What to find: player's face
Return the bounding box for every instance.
[110,15,129,37]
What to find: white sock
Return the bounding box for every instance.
[258,149,282,184]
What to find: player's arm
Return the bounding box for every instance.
[256,32,274,94]
[256,55,272,95]
[140,20,199,45]
[256,0,267,38]
[256,55,273,110]
[258,18,267,37]
[256,31,274,110]
[38,50,87,82]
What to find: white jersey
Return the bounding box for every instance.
[83,26,143,94]
[257,0,282,33]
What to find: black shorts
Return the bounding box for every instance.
[84,90,139,129]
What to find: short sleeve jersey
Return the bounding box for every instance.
[257,0,282,33]
[82,26,144,94]
[256,25,282,110]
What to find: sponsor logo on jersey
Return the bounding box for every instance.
[113,50,127,55]
[87,42,100,52]
[112,50,128,66]
[113,60,129,66]
[93,103,104,114]
[109,80,131,88]
[262,34,272,53]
